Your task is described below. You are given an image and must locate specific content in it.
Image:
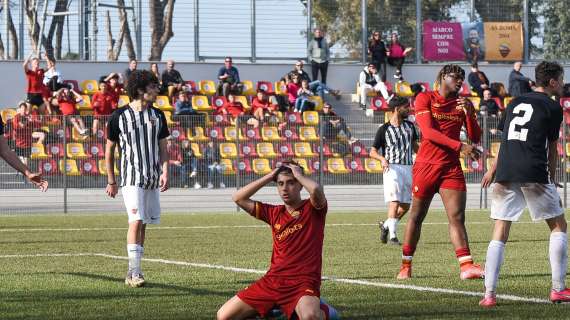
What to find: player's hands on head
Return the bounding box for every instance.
[106,183,118,198]
[159,173,169,192]
[26,172,48,192]
[460,143,481,161]
[283,162,303,177]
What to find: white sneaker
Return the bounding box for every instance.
[193,182,201,189]
[219,182,226,189]
[190,171,197,178]
[125,274,145,288]
[365,109,374,117]
[207,183,214,189]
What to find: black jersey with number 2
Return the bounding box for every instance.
[495,91,562,184]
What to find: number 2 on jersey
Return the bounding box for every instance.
[508,103,533,141]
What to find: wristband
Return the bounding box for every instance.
[108,182,117,186]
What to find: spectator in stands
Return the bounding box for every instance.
[251,89,279,122]
[220,94,260,128]
[12,102,46,176]
[56,87,88,136]
[149,63,162,90]
[287,60,340,100]
[490,82,507,99]
[180,140,200,189]
[368,31,387,81]
[479,89,500,117]
[91,81,115,136]
[124,59,137,85]
[285,74,301,110]
[308,28,330,84]
[162,60,186,97]
[359,63,390,111]
[564,83,570,98]
[321,102,355,143]
[104,72,123,108]
[508,61,533,97]
[166,137,184,187]
[217,57,243,97]
[468,63,489,97]
[23,53,47,110]
[174,91,205,128]
[387,32,413,82]
[43,56,64,92]
[203,140,225,189]
[295,79,315,113]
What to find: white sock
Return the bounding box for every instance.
[138,245,144,275]
[384,218,398,239]
[549,232,568,292]
[484,240,505,296]
[127,244,139,276]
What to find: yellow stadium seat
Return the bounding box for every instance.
[275,81,287,95]
[234,96,251,110]
[31,143,49,160]
[154,95,174,111]
[490,142,501,157]
[256,142,277,158]
[293,142,315,157]
[395,81,413,97]
[261,126,281,141]
[253,158,272,175]
[80,80,99,94]
[66,143,90,159]
[187,127,209,142]
[79,110,93,116]
[118,95,130,107]
[98,159,119,176]
[191,95,212,111]
[504,96,513,108]
[76,95,92,111]
[224,127,237,142]
[59,159,80,176]
[220,159,235,175]
[365,158,383,173]
[308,96,324,111]
[460,158,470,173]
[302,111,319,126]
[162,111,176,126]
[1,108,16,123]
[241,80,256,96]
[468,97,481,111]
[220,142,238,158]
[299,126,319,141]
[198,80,216,95]
[327,158,350,174]
[292,158,312,174]
[191,143,203,158]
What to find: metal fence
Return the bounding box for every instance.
[1,104,569,214]
[0,0,567,62]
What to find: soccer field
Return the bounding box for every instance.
[1,211,570,319]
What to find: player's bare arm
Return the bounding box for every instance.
[232,167,280,214]
[0,135,48,191]
[105,139,118,198]
[482,144,499,189]
[159,138,169,192]
[286,163,326,209]
[369,147,389,171]
[548,139,561,187]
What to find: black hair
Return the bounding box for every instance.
[471,63,478,69]
[272,160,303,182]
[535,61,564,88]
[388,96,409,109]
[126,70,159,100]
[410,83,424,97]
[435,64,465,86]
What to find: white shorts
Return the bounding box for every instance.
[383,164,412,204]
[122,186,161,224]
[491,182,564,222]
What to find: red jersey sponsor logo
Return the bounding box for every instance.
[275,223,303,241]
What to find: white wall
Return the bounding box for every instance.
[1,60,564,108]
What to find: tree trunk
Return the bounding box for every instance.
[6,5,19,59]
[0,33,5,60]
[25,0,51,55]
[46,0,67,59]
[117,0,136,60]
[148,0,175,61]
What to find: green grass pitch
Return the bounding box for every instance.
[1,210,570,319]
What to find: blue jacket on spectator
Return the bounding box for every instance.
[218,66,240,84]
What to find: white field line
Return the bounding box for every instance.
[0,252,550,304]
[0,221,538,233]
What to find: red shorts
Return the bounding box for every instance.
[412,162,466,199]
[237,275,320,318]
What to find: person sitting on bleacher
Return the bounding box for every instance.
[217,56,243,97]
[295,79,315,113]
[166,137,184,187]
[123,59,137,86]
[43,56,65,92]
[180,140,200,189]
[285,74,301,110]
[359,63,390,111]
[251,89,279,123]
[104,72,124,109]
[162,60,187,98]
[12,102,46,181]
[91,81,116,136]
[174,91,205,128]
[468,63,489,98]
[55,86,89,136]
[321,102,356,144]
[218,94,260,128]
[479,89,500,117]
[203,140,226,189]
[287,60,340,100]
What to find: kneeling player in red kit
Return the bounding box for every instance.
[217,161,338,320]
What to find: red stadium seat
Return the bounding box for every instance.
[169,126,187,141]
[469,159,483,172]
[347,158,365,172]
[55,127,70,140]
[256,81,274,94]
[47,143,65,157]
[280,126,299,141]
[370,97,389,111]
[560,98,570,110]
[309,159,328,173]
[212,113,231,126]
[277,143,295,157]
[313,143,333,157]
[239,143,258,158]
[208,127,225,140]
[285,112,303,125]
[86,143,105,158]
[79,159,99,175]
[39,159,60,175]
[212,96,228,110]
[185,80,198,94]
[351,141,368,157]
[236,159,253,174]
[384,81,393,93]
[63,79,80,91]
[242,127,261,140]
[493,97,504,110]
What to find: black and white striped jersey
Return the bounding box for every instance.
[372,120,418,165]
[107,105,170,189]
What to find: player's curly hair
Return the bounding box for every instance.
[535,61,564,88]
[435,64,465,87]
[273,160,304,182]
[388,96,409,109]
[126,70,159,100]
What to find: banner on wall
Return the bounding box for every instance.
[422,21,465,61]
[483,22,523,61]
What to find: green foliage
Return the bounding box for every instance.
[542,0,570,60]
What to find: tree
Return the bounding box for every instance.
[148,0,175,61]
[541,1,570,60]
[105,0,136,60]
[0,2,19,59]
[45,0,67,59]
